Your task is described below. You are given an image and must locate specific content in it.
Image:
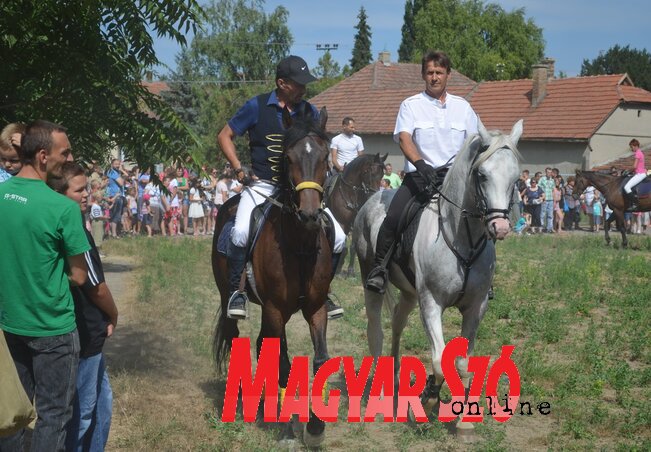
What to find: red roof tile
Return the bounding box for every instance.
[142,81,170,97]
[469,74,651,140]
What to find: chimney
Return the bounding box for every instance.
[378,51,391,66]
[145,70,153,82]
[531,64,549,107]
[541,57,555,79]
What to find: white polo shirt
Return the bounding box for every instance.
[330,133,364,166]
[394,91,478,172]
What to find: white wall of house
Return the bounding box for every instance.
[590,105,651,167]
[360,134,404,169]
[510,141,586,176]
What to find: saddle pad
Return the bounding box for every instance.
[636,181,651,198]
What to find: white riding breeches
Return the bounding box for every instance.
[230,182,346,254]
[323,207,346,254]
[624,173,646,194]
[231,181,278,247]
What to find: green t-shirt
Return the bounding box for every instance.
[0,177,91,336]
[384,173,402,189]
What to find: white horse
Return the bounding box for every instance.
[353,120,523,434]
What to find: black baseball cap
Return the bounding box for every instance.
[276,55,317,85]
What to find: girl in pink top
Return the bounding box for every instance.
[623,139,646,206]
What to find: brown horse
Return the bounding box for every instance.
[325,153,387,276]
[573,170,651,247]
[212,106,332,446]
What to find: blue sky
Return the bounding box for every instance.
[153,0,650,79]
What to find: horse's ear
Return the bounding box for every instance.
[318,106,327,132]
[282,106,293,129]
[379,153,388,163]
[509,119,524,145]
[477,117,492,145]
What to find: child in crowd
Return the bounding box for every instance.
[124,186,137,235]
[141,194,153,237]
[89,193,109,255]
[379,178,390,191]
[188,180,205,236]
[514,212,531,235]
[593,195,602,232]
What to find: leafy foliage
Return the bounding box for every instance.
[350,6,373,73]
[0,0,203,169]
[314,51,341,79]
[190,0,292,83]
[161,0,290,167]
[411,0,545,81]
[581,45,651,91]
[398,0,425,63]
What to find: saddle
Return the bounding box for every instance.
[622,175,651,199]
[392,188,438,287]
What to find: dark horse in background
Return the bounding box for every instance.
[324,153,387,277]
[573,170,651,247]
[212,107,332,447]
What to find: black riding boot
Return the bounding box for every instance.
[326,252,344,320]
[625,191,638,211]
[365,222,395,294]
[227,243,248,319]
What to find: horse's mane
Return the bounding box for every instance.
[471,131,522,171]
[441,129,522,201]
[282,112,329,151]
[343,153,375,174]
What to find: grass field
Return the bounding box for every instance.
[102,232,651,451]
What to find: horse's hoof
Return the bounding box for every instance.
[276,438,299,451]
[455,422,477,443]
[302,424,325,448]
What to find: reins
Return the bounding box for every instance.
[433,144,516,304]
[335,162,380,211]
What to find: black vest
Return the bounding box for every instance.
[248,93,314,183]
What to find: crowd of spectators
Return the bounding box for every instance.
[81,159,243,253]
[514,167,651,236]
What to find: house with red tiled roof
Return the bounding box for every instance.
[310,54,651,175]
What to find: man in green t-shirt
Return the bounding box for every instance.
[383,163,402,189]
[0,120,90,451]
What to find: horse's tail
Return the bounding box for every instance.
[212,304,239,374]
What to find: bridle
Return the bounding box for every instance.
[435,143,517,304]
[336,160,383,211]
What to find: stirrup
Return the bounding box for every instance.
[365,266,388,294]
[227,291,249,320]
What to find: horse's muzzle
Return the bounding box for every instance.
[488,217,511,240]
[297,208,322,229]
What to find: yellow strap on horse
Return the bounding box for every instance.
[279,387,286,407]
[295,181,324,193]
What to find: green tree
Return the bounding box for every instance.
[314,51,341,79]
[0,0,203,168]
[581,45,651,91]
[350,6,373,73]
[163,0,291,166]
[411,0,544,81]
[190,0,292,83]
[398,0,425,62]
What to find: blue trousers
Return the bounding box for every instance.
[66,353,113,452]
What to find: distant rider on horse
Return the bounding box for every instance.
[217,55,346,319]
[623,138,647,210]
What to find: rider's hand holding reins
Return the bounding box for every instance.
[414,159,437,186]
